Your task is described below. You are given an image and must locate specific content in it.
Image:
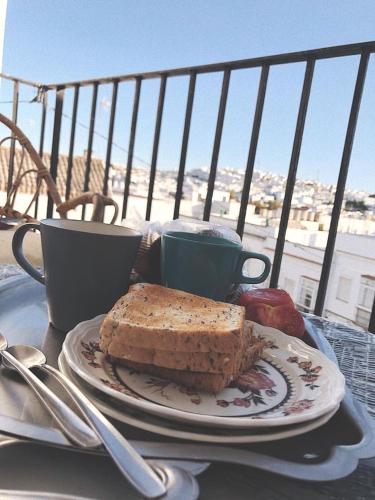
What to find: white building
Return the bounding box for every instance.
[207,214,375,331]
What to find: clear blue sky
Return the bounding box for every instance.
[2,0,375,192]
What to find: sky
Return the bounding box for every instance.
[1,0,375,192]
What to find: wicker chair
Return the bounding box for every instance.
[0,112,119,229]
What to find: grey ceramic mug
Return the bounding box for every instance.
[12,219,142,332]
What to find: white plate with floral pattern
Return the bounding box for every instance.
[62,315,345,429]
[58,352,339,444]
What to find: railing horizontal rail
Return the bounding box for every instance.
[40,41,375,90]
[0,73,41,88]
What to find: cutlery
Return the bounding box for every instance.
[6,343,167,499]
[0,435,199,500]
[0,414,71,447]
[0,491,93,499]
[0,418,210,479]
[0,429,200,500]
[0,333,99,449]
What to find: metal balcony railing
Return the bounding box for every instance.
[1,41,375,332]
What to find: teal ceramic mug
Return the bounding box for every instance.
[161,231,271,301]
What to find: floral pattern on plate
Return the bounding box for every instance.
[80,337,293,416]
[115,356,292,417]
[287,356,321,390]
[59,352,340,444]
[63,315,345,428]
[216,365,279,409]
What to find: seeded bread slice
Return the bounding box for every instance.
[116,336,265,393]
[104,320,253,374]
[108,345,235,373]
[100,283,245,353]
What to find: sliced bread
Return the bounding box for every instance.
[115,336,265,393]
[100,283,245,353]
[105,320,254,374]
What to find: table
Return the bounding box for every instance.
[1,264,375,499]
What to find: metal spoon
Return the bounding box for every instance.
[0,334,99,449]
[6,343,167,500]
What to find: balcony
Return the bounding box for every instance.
[0,41,374,332]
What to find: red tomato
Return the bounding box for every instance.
[239,288,294,308]
[266,304,305,338]
[239,289,305,338]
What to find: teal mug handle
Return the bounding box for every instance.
[12,223,45,285]
[234,251,271,284]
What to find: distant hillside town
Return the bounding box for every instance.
[111,165,375,236]
[1,146,372,237]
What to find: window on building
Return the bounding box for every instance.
[296,277,318,313]
[336,276,352,302]
[356,308,371,329]
[356,276,375,329]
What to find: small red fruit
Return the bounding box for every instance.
[239,288,305,338]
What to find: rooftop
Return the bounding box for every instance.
[0,147,105,197]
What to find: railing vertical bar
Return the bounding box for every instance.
[237,65,269,238]
[314,51,369,316]
[103,80,119,196]
[34,89,48,219]
[173,73,196,219]
[6,80,19,195]
[145,75,167,221]
[65,85,80,201]
[269,59,315,288]
[82,82,99,219]
[122,78,142,220]
[369,297,375,334]
[203,69,231,221]
[47,87,65,218]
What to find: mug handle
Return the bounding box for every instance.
[12,223,45,285]
[234,251,271,284]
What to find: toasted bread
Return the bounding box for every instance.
[106,320,254,374]
[100,283,245,354]
[108,345,236,373]
[116,337,265,393]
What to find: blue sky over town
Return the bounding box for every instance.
[1,0,375,191]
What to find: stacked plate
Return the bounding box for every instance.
[59,315,346,444]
